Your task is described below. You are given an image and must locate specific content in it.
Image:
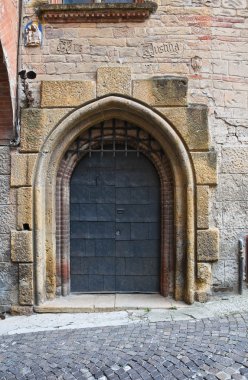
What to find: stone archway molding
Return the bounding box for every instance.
[33,95,196,305]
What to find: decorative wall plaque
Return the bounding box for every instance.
[24,21,42,47]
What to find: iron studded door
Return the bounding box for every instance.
[70,151,160,293]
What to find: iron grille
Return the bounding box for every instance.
[66,119,164,159]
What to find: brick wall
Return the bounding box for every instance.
[0,44,13,141]
[0,0,18,98]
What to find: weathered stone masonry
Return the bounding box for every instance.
[10,71,218,308]
[0,0,248,311]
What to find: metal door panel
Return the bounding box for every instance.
[79,204,97,221]
[115,258,126,275]
[116,187,150,205]
[88,222,115,239]
[116,170,156,187]
[116,240,159,257]
[148,223,160,239]
[89,275,104,291]
[115,276,160,292]
[89,186,115,203]
[125,258,160,276]
[104,276,115,291]
[70,204,80,220]
[96,204,115,221]
[115,222,131,240]
[115,241,135,257]
[87,257,115,275]
[71,275,89,292]
[70,149,160,293]
[70,257,83,275]
[70,185,90,203]
[116,204,159,223]
[130,223,150,240]
[95,239,115,257]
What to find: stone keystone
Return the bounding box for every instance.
[97,67,131,97]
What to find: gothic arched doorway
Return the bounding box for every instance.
[33,95,195,305]
[57,119,174,297]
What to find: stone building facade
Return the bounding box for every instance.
[0,0,248,312]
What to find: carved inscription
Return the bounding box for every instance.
[57,39,84,54]
[56,39,183,59]
[142,42,183,58]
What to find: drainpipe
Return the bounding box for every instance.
[238,238,244,295]
[10,0,23,146]
[246,235,248,283]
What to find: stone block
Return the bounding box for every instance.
[224,260,239,288]
[0,147,10,175]
[17,188,32,231]
[11,154,37,187]
[197,186,209,229]
[20,108,70,152]
[11,231,33,263]
[222,201,248,229]
[41,80,96,108]
[195,291,210,303]
[197,228,219,262]
[0,205,15,234]
[224,90,247,108]
[212,260,225,287]
[10,306,33,315]
[219,228,245,259]
[97,67,131,97]
[0,234,10,262]
[0,290,18,306]
[191,152,217,185]
[132,76,188,107]
[0,263,18,291]
[197,263,212,284]
[221,147,248,174]
[0,175,10,204]
[196,262,212,302]
[19,263,33,306]
[216,174,248,201]
[159,104,209,150]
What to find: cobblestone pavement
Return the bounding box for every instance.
[1,313,248,380]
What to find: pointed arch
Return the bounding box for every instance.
[33,95,196,305]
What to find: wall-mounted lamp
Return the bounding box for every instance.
[18,70,37,107]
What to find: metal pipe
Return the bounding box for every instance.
[238,239,244,295]
[246,235,248,283]
[10,0,23,146]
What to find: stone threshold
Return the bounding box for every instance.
[34,294,189,313]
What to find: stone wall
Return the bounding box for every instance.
[0,147,17,311]
[1,0,248,309]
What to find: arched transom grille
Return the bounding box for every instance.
[65,119,164,159]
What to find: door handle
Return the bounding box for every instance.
[117,209,124,214]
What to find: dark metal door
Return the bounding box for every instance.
[70,151,160,293]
